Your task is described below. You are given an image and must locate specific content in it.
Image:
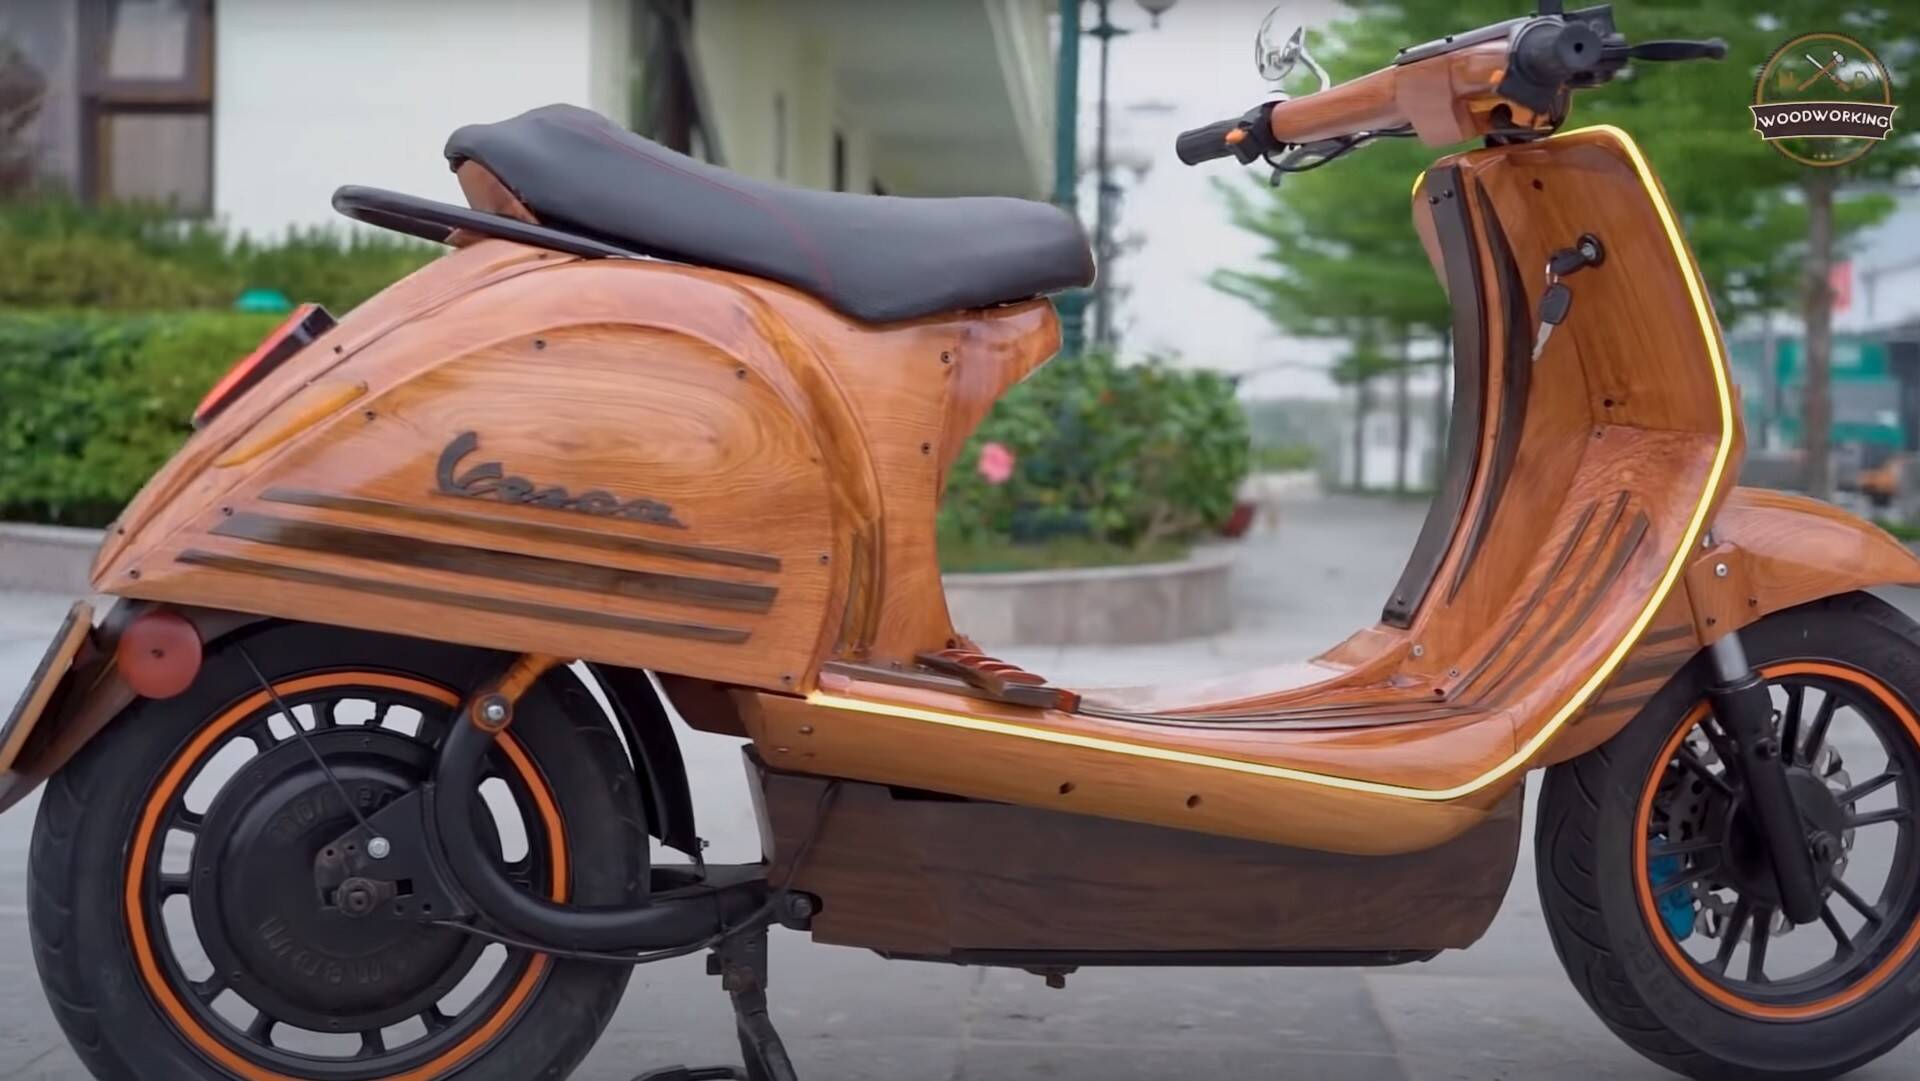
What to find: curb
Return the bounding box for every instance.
[0,523,103,597]
[943,544,1237,646]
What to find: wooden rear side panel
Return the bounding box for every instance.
[94,242,1056,690]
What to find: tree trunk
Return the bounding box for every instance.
[1430,335,1452,487]
[1393,329,1411,494]
[1802,171,1837,501]
[1351,380,1370,492]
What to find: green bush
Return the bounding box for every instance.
[0,311,280,526]
[1250,442,1317,472]
[939,351,1250,555]
[0,195,436,313]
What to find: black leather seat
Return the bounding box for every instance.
[445,105,1095,324]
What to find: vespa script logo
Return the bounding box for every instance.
[1750,33,1897,168]
[435,431,686,528]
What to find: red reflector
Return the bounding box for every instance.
[192,303,338,428]
[115,608,202,700]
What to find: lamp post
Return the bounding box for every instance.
[1054,0,1088,357]
[1054,0,1175,357]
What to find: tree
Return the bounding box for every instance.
[0,39,46,197]
[1216,0,1919,500]
[1210,61,1450,493]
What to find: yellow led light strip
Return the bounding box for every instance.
[811,125,1734,803]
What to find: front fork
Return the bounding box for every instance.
[1704,629,1827,925]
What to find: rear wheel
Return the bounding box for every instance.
[1540,593,1920,1080]
[29,622,645,1081]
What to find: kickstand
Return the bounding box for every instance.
[633,924,797,1081]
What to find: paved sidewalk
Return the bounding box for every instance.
[1,497,1917,1080]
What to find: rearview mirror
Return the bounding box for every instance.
[1255,11,1304,82]
[1254,9,1332,92]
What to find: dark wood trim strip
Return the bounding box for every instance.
[260,488,780,572]
[1534,507,1651,664]
[1608,649,1695,690]
[1446,183,1534,604]
[212,513,776,613]
[1381,166,1488,628]
[1639,623,1697,647]
[1463,493,1630,699]
[175,550,750,643]
[1445,497,1600,698]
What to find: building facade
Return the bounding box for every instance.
[4,0,1056,236]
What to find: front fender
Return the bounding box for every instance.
[1697,486,1920,635]
[1548,486,1920,766]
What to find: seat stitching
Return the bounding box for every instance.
[550,114,837,290]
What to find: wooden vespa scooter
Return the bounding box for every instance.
[9,5,1920,1080]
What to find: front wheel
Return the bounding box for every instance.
[1540,593,1920,1081]
[28,622,646,1081]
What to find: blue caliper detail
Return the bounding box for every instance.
[1648,844,1695,941]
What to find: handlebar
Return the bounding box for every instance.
[1175,118,1245,166]
[1175,8,1726,168]
[1624,38,1728,62]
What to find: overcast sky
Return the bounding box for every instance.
[1073,0,1353,398]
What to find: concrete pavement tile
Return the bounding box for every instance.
[969,965,1396,1058]
[608,940,975,1047]
[1362,971,1658,1079]
[957,1041,1407,1081]
[579,1034,961,1081]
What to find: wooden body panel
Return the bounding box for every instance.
[752,756,1522,957]
[95,242,1054,690]
[742,127,1740,856]
[1544,486,1920,765]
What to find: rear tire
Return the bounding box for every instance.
[1540,593,1920,1080]
[29,622,644,1081]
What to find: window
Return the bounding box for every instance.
[773,93,786,179]
[630,0,721,163]
[78,0,213,212]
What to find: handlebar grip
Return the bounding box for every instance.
[1629,38,1728,62]
[1175,119,1243,166]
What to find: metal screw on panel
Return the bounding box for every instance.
[1714,563,1729,578]
[480,699,509,725]
[1411,644,1425,658]
[367,837,391,860]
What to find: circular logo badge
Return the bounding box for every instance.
[1751,33,1897,167]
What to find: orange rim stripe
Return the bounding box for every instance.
[124,672,569,1081]
[1634,661,1920,1021]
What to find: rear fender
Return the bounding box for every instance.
[1548,486,1920,764]
[0,604,698,851]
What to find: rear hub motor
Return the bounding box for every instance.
[190,730,489,1032]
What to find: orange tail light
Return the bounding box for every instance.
[192,303,337,428]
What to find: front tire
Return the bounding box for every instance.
[29,622,644,1081]
[1540,593,1920,1080]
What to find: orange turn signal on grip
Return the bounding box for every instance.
[1225,129,1248,145]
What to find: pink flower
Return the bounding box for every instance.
[978,442,1016,485]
